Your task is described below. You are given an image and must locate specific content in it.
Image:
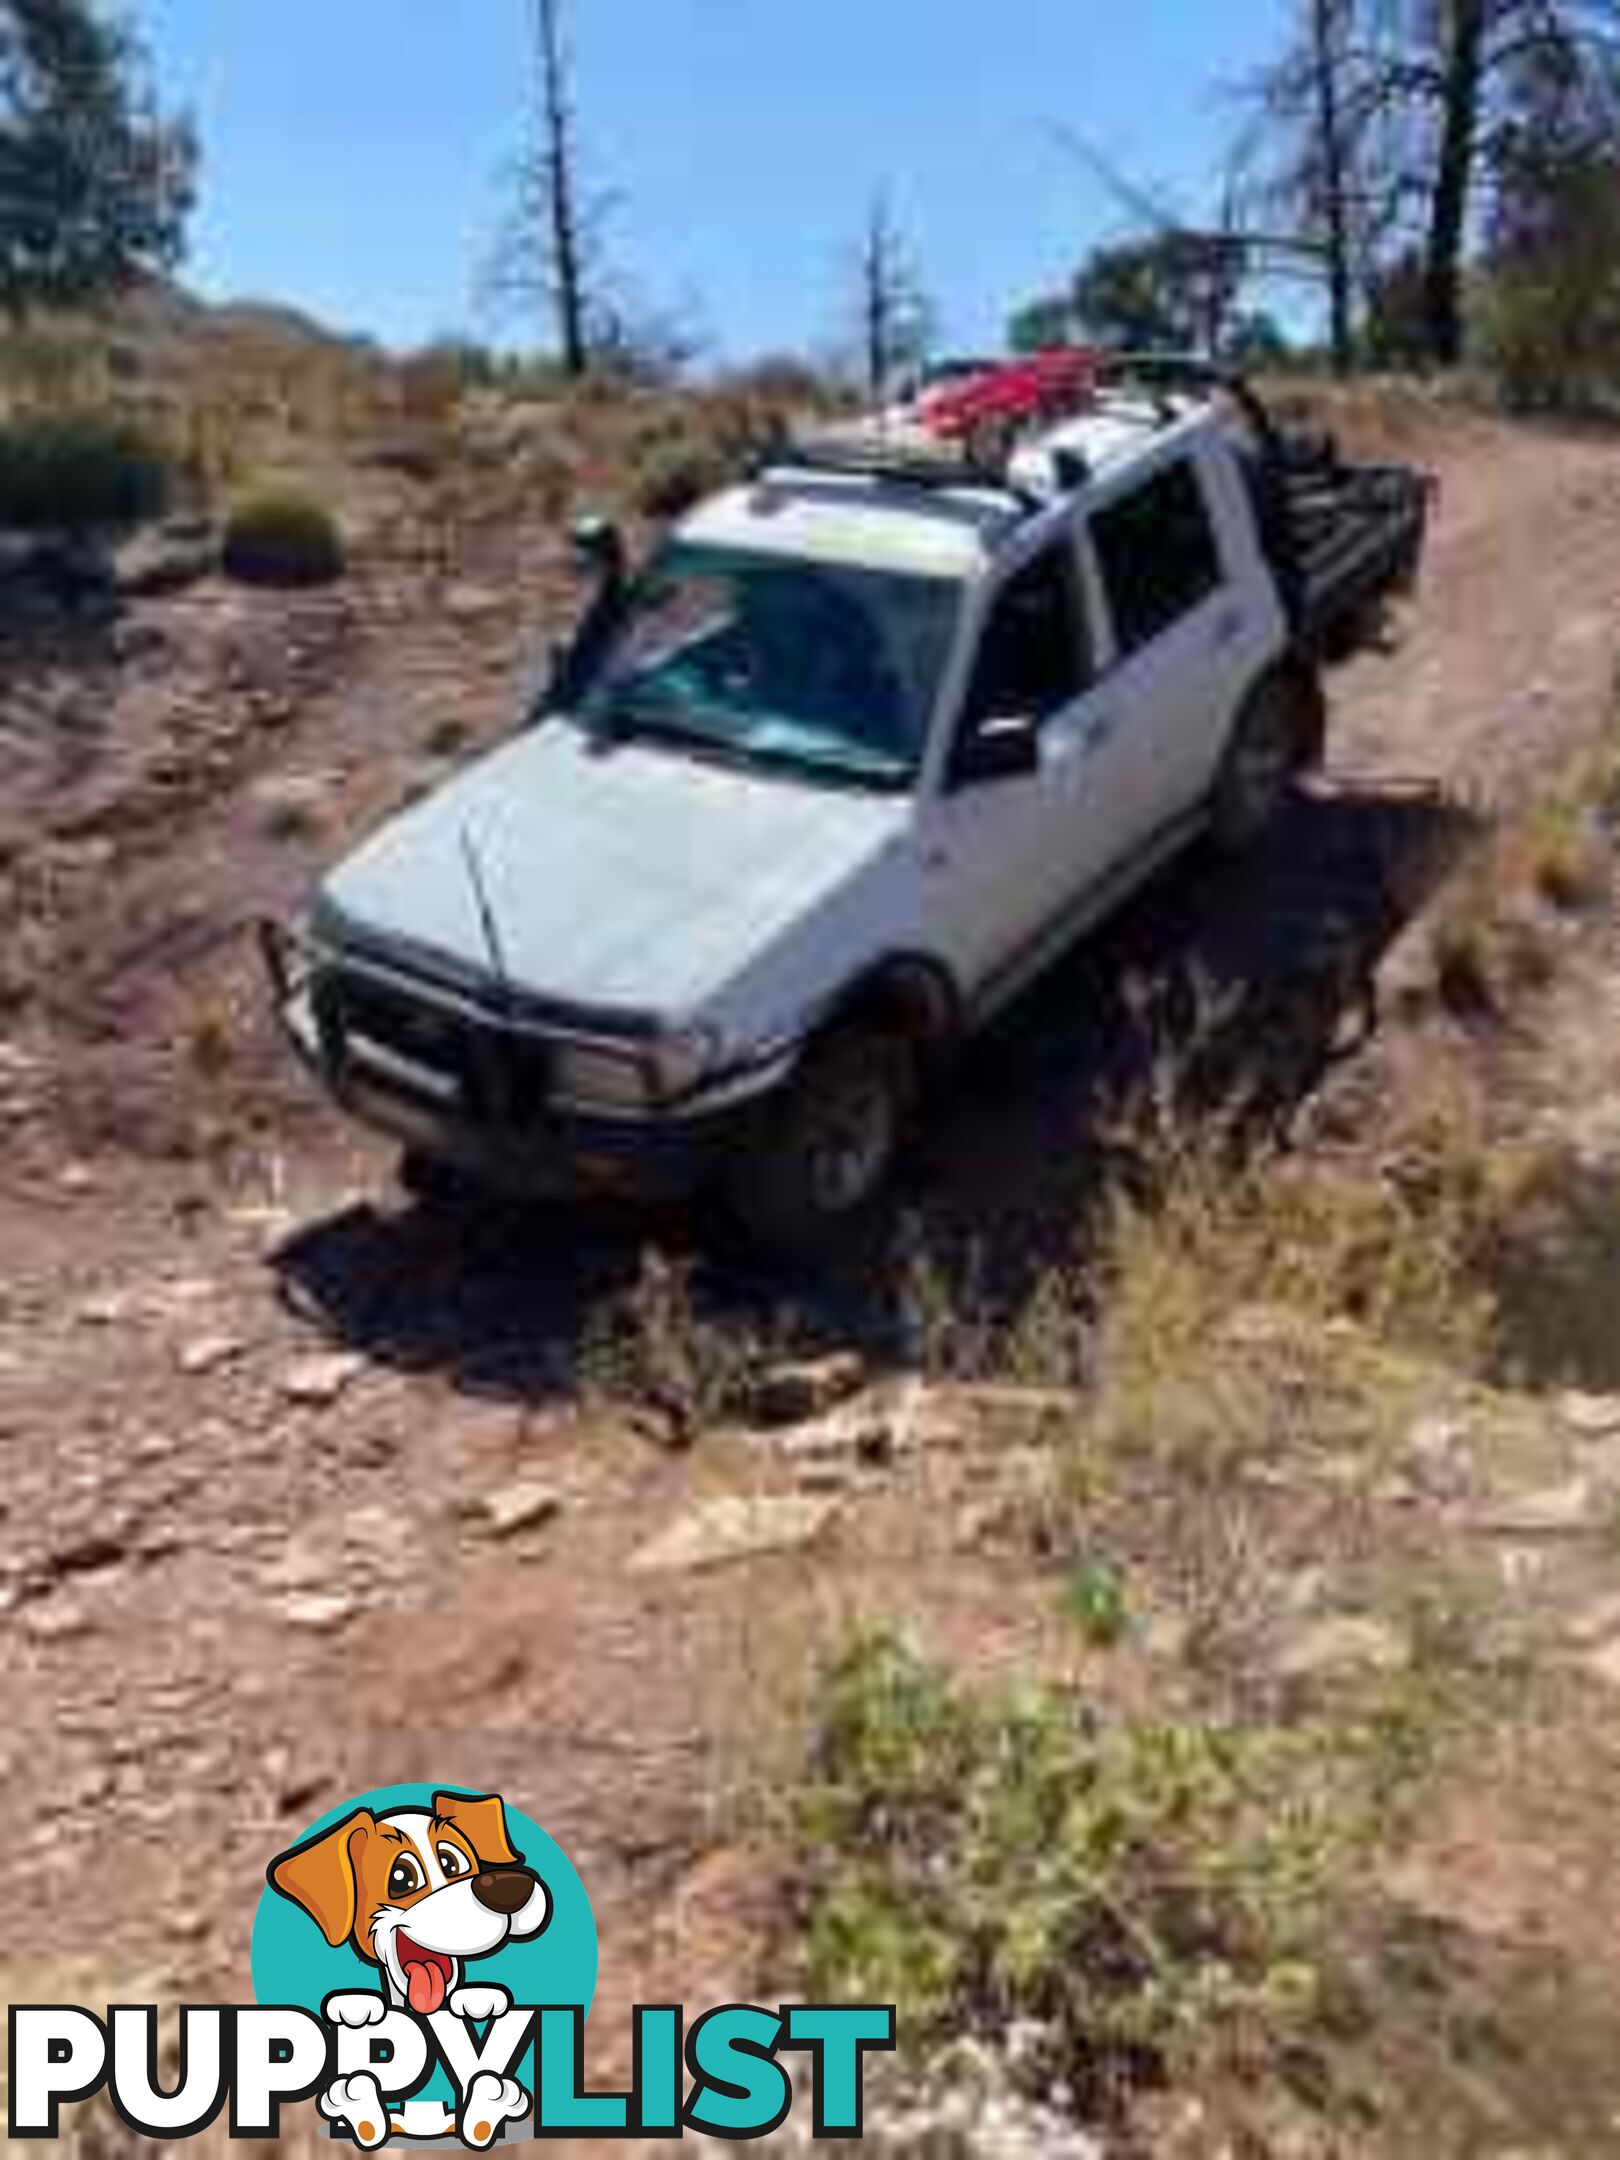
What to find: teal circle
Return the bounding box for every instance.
[251,1784,597,2108]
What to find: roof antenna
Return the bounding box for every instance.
[460,825,513,1013]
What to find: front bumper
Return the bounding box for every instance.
[258,920,772,1203]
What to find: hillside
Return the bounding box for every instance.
[2,364,1620,2154]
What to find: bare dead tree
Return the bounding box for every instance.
[1043,121,1315,358]
[1348,0,1620,364]
[1231,0,1404,372]
[533,0,586,374]
[484,0,613,374]
[852,190,936,399]
[1483,35,1620,400]
[1312,0,1360,367]
[1423,0,1491,362]
[1411,0,1620,362]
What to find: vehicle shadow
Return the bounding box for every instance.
[270,779,1477,1405]
[894,777,1473,1274]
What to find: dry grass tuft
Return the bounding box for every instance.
[578,1247,771,1441]
[1428,707,1616,1018]
[1082,1083,1511,1478]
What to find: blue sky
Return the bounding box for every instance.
[138,0,1295,361]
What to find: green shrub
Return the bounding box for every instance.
[222,488,345,587]
[802,1631,1345,2109]
[630,433,729,521]
[0,413,170,531]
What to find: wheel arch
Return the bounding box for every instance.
[814,951,965,1062]
[1227,651,1327,772]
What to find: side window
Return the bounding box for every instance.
[964,540,1088,727]
[1091,460,1222,660]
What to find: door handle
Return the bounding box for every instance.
[1212,605,1245,649]
[1083,711,1119,751]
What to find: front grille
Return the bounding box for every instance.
[318,968,550,1123]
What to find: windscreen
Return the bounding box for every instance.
[571,540,962,787]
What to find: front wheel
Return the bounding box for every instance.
[724,1026,913,1258]
[1209,674,1311,853]
[398,1148,471,1210]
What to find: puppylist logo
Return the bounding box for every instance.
[7,1784,895,2147]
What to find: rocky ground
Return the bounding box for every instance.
[4,394,1620,2154]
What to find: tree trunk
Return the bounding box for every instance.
[864,199,893,400]
[1425,0,1488,368]
[1312,0,1356,373]
[535,0,587,377]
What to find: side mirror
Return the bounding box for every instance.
[953,711,1041,787]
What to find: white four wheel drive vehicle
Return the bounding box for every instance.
[263,357,1431,1253]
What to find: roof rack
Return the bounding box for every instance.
[763,424,1031,501]
[756,351,1262,514]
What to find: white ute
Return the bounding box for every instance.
[264,357,1430,1252]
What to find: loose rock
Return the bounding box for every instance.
[251,772,335,835]
[1578,1636,1620,1693]
[75,1291,135,1329]
[178,1334,246,1377]
[442,581,505,624]
[629,1494,837,1577]
[749,1354,868,1429]
[281,1593,356,1633]
[467,1480,565,1539]
[1277,1614,1410,1686]
[113,523,218,598]
[1402,1412,1475,1500]
[1558,1390,1620,1439]
[1563,1593,1620,1650]
[1472,1479,1599,1537]
[772,1400,896,1472]
[279,1351,366,1407]
[22,1602,96,1642]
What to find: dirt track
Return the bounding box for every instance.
[3,405,1620,2098]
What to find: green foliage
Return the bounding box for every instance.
[396,339,501,424]
[1008,235,1242,363]
[0,0,196,316]
[1479,136,1620,412]
[1225,310,1294,368]
[802,1631,1342,2100]
[1362,253,1434,371]
[0,408,167,527]
[221,486,344,587]
[1076,235,1238,351]
[629,429,729,521]
[1008,293,1076,354]
[1062,1558,1132,1650]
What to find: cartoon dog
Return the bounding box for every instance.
[269,1789,550,2150]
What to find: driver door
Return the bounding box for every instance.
[923,529,1144,1008]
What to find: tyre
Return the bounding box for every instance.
[725,1025,914,1257]
[398,1147,469,1209]
[1210,673,1309,853]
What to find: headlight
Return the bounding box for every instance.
[549,1025,720,1113]
[647,1024,721,1102]
[549,1041,653,1112]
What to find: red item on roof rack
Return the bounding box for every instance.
[916,348,1102,444]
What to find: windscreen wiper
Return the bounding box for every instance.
[739,741,913,793]
[598,706,760,773]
